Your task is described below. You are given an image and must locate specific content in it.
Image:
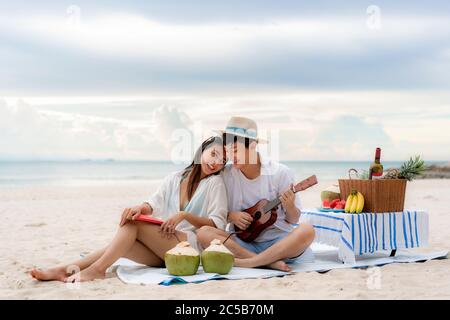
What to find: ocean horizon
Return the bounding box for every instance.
[0,160,446,187]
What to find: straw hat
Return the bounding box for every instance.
[214,116,268,144]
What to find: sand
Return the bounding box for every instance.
[1,179,449,300]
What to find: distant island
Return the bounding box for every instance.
[420,162,450,179]
[80,159,116,162]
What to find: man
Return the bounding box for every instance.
[197,116,315,271]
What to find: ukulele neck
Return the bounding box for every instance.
[262,198,282,213]
[262,189,299,213]
[260,175,317,213]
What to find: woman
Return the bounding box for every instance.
[30,136,228,282]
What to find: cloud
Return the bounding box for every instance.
[1,90,450,161]
[153,105,193,147]
[7,13,449,60]
[1,12,450,94]
[0,99,162,160]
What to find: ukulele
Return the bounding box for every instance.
[235,175,318,243]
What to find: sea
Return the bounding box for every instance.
[0,160,446,187]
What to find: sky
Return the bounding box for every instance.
[1,1,450,161]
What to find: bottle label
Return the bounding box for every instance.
[372,172,383,179]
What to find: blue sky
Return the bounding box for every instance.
[0,1,449,161]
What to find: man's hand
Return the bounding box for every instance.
[119,203,152,226]
[280,184,300,223]
[280,184,296,212]
[228,211,253,230]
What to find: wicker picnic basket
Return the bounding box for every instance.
[338,169,407,213]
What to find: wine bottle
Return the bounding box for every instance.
[369,148,383,180]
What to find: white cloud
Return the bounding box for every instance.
[1,90,449,161]
[0,99,162,160]
[3,13,450,65]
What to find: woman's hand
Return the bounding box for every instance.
[160,212,186,236]
[119,203,152,226]
[228,211,253,230]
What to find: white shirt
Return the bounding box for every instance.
[145,170,228,251]
[221,155,302,242]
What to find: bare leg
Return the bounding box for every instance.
[197,226,256,258]
[65,222,163,282]
[31,247,108,282]
[234,224,315,269]
[196,226,291,271]
[31,238,162,282]
[134,223,187,259]
[123,240,164,267]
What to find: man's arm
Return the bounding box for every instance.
[228,211,253,230]
[285,205,301,224]
[280,184,301,224]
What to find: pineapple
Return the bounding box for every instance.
[382,156,427,181]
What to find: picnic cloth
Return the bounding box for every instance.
[113,244,447,285]
[299,208,429,264]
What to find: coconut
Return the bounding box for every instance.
[164,241,200,276]
[320,184,341,202]
[201,239,234,275]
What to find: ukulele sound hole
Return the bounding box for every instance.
[254,212,261,220]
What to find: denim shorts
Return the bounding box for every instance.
[233,232,313,264]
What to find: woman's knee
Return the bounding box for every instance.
[196,226,216,245]
[197,225,216,234]
[119,221,139,230]
[126,220,154,237]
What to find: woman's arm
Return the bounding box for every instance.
[181,212,216,228]
[145,172,177,216]
[119,202,154,226]
[160,211,215,234]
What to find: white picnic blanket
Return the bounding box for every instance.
[113,245,447,286]
[116,265,290,286]
[299,208,429,264]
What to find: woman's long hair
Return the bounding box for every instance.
[183,136,224,201]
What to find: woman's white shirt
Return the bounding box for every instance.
[145,170,228,251]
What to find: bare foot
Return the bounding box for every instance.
[65,266,105,283]
[268,260,291,272]
[234,258,291,272]
[30,267,68,282]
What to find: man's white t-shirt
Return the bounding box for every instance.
[221,155,302,242]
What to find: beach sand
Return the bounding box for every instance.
[1,179,449,299]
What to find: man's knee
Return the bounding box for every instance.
[304,223,316,243]
[296,223,315,244]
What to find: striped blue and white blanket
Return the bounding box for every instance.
[299,208,429,264]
